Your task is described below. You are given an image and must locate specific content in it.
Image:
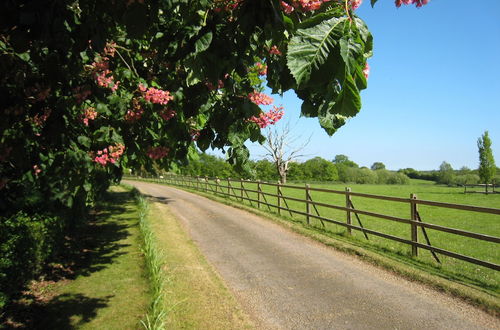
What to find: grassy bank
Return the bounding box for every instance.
[2,186,150,328]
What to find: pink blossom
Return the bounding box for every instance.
[81,107,98,126]
[281,1,295,14]
[32,108,52,127]
[104,42,117,57]
[125,99,144,122]
[255,62,267,76]
[363,62,370,79]
[249,106,284,128]
[269,45,282,56]
[33,165,42,176]
[160,108,176,121]
[147,146,170,160]
[93,144,125,166]
[350,0,362,10]
[395,0,429,7]
[248,91,274,105]
[144,87,173,105]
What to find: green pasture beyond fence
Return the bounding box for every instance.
[130,175,500,273]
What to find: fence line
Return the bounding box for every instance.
[129,174,500,271]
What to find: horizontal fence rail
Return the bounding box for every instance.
[128,175,500,271]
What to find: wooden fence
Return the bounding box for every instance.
[130,175,500,271]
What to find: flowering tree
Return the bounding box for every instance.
[0,0,429,213]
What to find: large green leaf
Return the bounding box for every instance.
[318,113,348,136]
[287,16,347,87]
[194,32,213,54]
[331,74,361,117]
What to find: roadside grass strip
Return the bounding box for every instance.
[129,187,254,329]
[133,190,168,329]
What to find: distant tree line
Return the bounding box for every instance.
[166,152,500,187]
[170,153,409,185]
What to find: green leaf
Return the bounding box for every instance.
[77,136,90,148]
[194,32,213,54]
[318,113,348,136]
[331,75,361,117]
[287,16,347,87]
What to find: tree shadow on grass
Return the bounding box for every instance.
[1,190,135,328]
[3,293,113,329]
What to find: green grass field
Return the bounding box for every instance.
[193,178,500,296]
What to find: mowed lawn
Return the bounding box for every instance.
[211,179,500,293]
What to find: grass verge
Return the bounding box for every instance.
[132,178,500,317]
[2,185,149,329]
[126,184,254,329]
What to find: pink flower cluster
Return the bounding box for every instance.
[91,58,119,92]
[249,106,284,128]
[350,0,362,10]
[32,108,52,127]
[33,165,42,176]
[93,144,125,166]
[395,0,429,7]
[125,98,144,122]
[81,107,98,126]
[363,62,370,79]
[160,108,176,121]
[269,45,282,56]
[280,0,331,13]
[255,62,267,76]
[248,91,274,105]
[213,0,242,12]
[139,84,174,105]
[147,146,169,160]
[104,42,117,57]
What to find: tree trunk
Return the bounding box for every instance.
[281,171,287,184]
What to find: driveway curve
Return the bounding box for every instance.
[126,181,498,330]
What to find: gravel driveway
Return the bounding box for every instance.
[126,181,499,329]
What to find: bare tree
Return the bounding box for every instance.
[262,123,310,183]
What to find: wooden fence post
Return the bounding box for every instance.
[346,187,352,235]
[216,177,219,195]
[277,182,282,216]
[257,180,261,209]
[306,184,310,225]
[227,178,231,197]
[240,179,244,201]
[410,193,418,257]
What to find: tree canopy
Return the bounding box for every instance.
[0,0,430,214]
[477,131,496,189]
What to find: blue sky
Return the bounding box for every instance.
[220,0,500,171]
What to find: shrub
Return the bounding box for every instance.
[0,212,64,310]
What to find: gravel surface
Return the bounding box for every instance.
[127,181,499,330]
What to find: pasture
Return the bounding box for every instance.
[231,179,500,293]
[156,175,499,297]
